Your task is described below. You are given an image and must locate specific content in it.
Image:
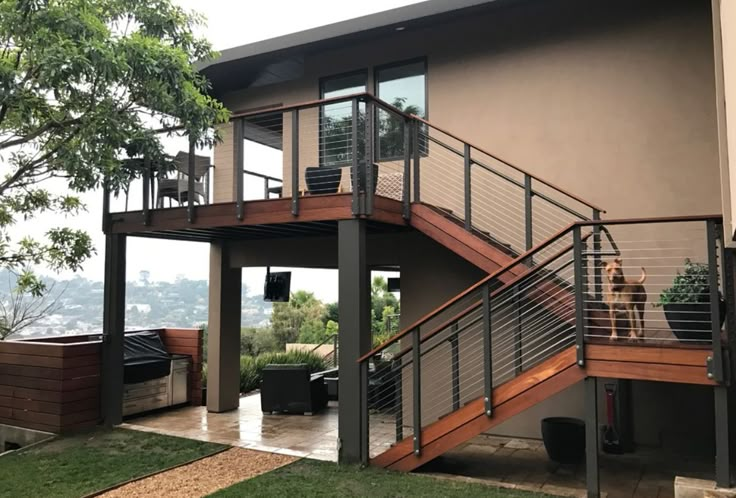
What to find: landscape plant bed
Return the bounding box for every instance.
[209,459,555,498]
[0,428,226,498]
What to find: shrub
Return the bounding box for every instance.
[240,326,280,356]
[238,350,326,394]
[656,258,713,307]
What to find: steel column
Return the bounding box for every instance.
[450,324,460,411]
[573,225,586,366]
[102,180,110,233]
[101,233,126,426]
[585,377,600,498]
[360,360,369,466]
[291,110,299,216]
[412,121,420,203]
[482,284,493,416]
[403,119,411,219]
[351,99,361,216]
[592,210,602,302]
[338,220,370,463]
[142,156,150,226]
[524,175,533,252]
[233,119,244,220]
[412,328,422,455]
[464,143,472,231]
[715,385,732,487]
[187,137,196,223]
[365,100,374,216]
[707,220,724,383]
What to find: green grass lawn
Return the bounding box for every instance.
[0,428,226,498]
[209,459,552,498]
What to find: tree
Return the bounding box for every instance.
[270,290,325,348]
[323,301,339,325]
[0,273,63,340]
[371,276,399,334]
[0,0,229,296]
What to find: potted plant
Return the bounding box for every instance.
[655,258,725,343]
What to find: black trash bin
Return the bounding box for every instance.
[541,417,585,464]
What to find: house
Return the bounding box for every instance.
[100,0,736,495]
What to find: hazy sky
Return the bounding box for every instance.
[21,0,420,302]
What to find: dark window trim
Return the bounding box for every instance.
[374,56,428,162]
[319,69,369,168]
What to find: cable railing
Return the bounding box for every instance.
[358,214,729,464]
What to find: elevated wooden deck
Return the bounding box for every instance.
[107,194,407,241]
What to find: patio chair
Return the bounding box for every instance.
[260,364,328,415]
[156,151,212,208]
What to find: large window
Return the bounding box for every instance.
[320,71,367,167]
[375,59,426,160]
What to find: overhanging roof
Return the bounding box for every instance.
[198,0,511,98]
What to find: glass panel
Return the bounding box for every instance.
[321,72,367,168]
[377,60,426,160]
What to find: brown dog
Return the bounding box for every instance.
[602,258,647,340]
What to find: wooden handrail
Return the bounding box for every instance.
[576,214,723,226]
[411,114,606,214]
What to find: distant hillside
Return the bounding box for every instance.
[2,270,271,339]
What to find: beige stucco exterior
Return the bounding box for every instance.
[207,0,728,445]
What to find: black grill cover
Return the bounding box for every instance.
[123,331,171,384]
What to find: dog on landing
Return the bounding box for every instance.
[602,257,647,341]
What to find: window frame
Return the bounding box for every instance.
[373,57,429,162]
[318,69,369,168]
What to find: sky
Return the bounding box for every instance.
[19,0,422,302]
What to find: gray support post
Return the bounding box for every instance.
[207,241,242,413]
[102,180,111,233]
[412,328,422,455]
[101,233,126,426]
[585,377,600,498]
[403,119,411,219]
[450,323,460,411]
[338,219,370,463]
[573,225,585,366]
[707,220,724,383]
[715,385,732,488]
[291,110,299,216]
[412,121,420,203]
[187,137,196,223]
[482,284,493,416]
[365,100,374,216]
[142,156,150,226]
[394,361,404,442]
[351,99,361,216]
[360,361,369,466]
[524,175,533,252]
[263,177,269,200]
[233,119,244,220]
[592,210,602,302]
[464,143,471,231]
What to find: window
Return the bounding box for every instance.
[320,71,367,167]
[376,59,427,160]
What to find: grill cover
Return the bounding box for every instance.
[123,331,171,384]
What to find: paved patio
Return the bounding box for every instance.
[123,394,340,461]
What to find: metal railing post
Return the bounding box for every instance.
[573,225,586,366]
[482,284,493,416]
[102,179,110,233]
[233,119,244,220]
[450,323,460,411]
[365,99,374,216]
[412,328,422,455]
[360,360,369,466]
[333,333,339,368]
[524,174,533,252]
[394,360,404,442]
[291,110,299,216]
[187,137,196,223]
[403,119,411,220]
[592,209,602,302]
[263,177,269,200]
[464,143,472,231]
[412,121,420,203]
[707,220,724,383]
[351,98,361,216]
[142,156,150,226]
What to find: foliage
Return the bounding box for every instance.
[240,326,279,356]
[0,428,224,498]
[0,271,63,339]
[323,301,339,324]
[211,459,550,498]
[201,361,207,388]
[371,276,400,334]
[0,0,228,296]
[656,259,714,306]
[239,350,326,393]
[271,290,325,347]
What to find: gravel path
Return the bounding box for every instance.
[100,447,297,498]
